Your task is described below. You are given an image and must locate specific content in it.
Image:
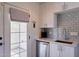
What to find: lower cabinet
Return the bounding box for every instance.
[50,43,79,57]
[36,40,79,57]
[50,43,60,57]
[61,45,74,57]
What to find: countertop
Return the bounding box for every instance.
[36,38,54,42]
[36,38,79,47]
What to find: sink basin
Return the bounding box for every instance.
[55,40,73,44]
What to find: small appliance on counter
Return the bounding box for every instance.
[40,28,48,38]
[40,28,53,38]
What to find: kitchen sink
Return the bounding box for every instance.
[55,40,73,44]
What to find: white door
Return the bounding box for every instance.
[50,43,60,57]
[27,21,36,57]
[62,45,74,57]
[0,4,4,57]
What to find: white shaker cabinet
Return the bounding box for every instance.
[61,45,74,57]
[50,43,79,57]
[40,3,64,28]
[50,43,60,57]
[40,2,79,28]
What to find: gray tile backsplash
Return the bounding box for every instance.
[53,28,65,40]
[57,11,79,40]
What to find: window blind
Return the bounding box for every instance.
[10,8,30,22]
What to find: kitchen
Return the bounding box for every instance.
[37,2,79,57]
[0,2,79,57]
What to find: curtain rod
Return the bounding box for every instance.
[1,2,29,12]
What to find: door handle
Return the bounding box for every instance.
[0,37,2,40]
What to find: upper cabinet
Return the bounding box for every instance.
[40,2,64,28]
[64,2,79,10]
[40,2,79,28]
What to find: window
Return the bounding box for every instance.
[11,21,27,57]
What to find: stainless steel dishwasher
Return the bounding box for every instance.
[36,40,50,57]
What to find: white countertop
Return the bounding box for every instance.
[36,38,79,47]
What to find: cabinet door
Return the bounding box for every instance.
[40,3,58,28]
[62,45,74,57]
[50,43,60,57]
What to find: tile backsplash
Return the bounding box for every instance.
[57,11,79,40]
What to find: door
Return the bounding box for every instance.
[62,45,74,57]
[50,43,60,57]
[27,21,36,57]
[0,4,4,57]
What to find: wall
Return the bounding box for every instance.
[8,2,40,38]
